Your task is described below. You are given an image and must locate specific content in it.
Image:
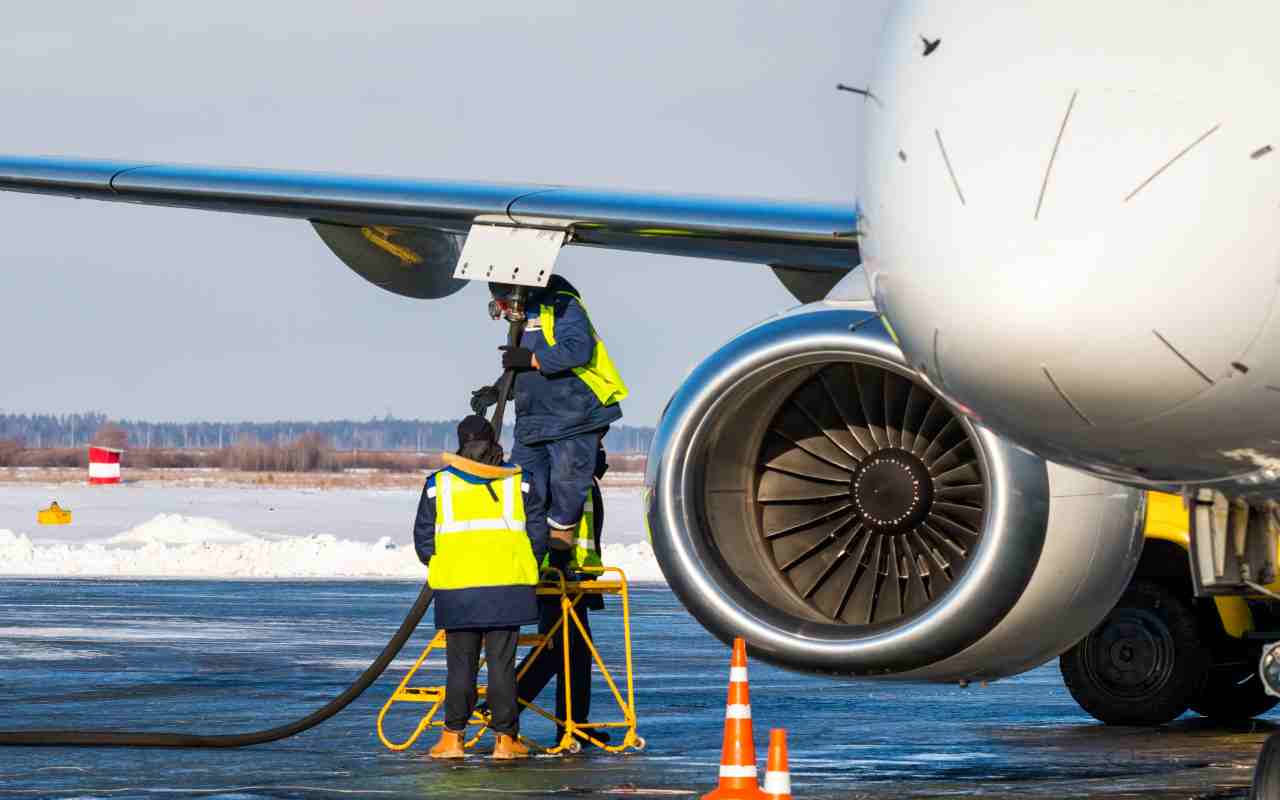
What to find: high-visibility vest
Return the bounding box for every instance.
[539,291,628,406]
[541,488,603,572]
[427,471,538,591]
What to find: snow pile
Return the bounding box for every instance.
[106,514,259,546]
[599,542,666,583]
[0,520,417,579]
[0,515,667,582]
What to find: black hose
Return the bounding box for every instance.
[489,309,525,436]
[0,584,434,747]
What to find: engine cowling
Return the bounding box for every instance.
[312,221,466,299]
[645,303,1146,681]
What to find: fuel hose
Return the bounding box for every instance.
[0,584,434,747]
[0,291,526,748]
[489,290,527,436]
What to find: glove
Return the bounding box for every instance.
[547,548,572,572]
[500,345,536,370]
[470,385,499,415]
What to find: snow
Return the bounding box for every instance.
[106,514,259,545]
[0,486,666,582]
[0,484,650,546]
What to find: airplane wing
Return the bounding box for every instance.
[0,154,859,301]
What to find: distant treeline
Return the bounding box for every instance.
[0,436,440,473]
[0,412,654,454]
[0,439,648,474]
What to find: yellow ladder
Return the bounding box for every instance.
[376,566,643,754]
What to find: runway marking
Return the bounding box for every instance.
[1124,123,1221,203]
[1035,89,1078,220]
[935,129,966,206]
[1041,365,1094,426]
[1152,329,1215,385]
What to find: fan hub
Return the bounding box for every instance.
[850,449,934,534]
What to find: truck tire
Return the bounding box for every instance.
[1060,579,1207,725]
[1191,645,1279,723]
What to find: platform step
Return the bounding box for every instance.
[392,687,444,702]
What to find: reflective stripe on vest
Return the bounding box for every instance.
[539,292,628,406]
[541,490,603,571]
[428,471,538,591]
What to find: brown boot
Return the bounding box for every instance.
[492,733,529,760]
[429,729,465,759]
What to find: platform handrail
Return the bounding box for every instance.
[375,563,642,755]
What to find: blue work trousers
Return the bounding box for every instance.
[512,430,600,543]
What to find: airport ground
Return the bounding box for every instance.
[1,578,1275,799]
[1,478,1277,797]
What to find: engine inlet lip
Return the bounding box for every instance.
[646,306,1050,675]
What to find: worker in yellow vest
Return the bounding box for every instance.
[473,275,626,558]
[413,415,545,760]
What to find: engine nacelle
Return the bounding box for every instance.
[312,221,466,299]
[646,303,1146,681]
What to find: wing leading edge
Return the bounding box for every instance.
[0,155,859,274]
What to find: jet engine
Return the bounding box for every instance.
[646,303,1147,681]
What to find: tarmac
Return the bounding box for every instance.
[0,578,1273,798]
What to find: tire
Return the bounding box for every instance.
[1191,642,1279,723]
[1060,579,1208,725]
[1252,732,1280,800]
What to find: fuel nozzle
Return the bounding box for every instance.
[488,283,528,323]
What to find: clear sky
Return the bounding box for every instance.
[0,2,890,425]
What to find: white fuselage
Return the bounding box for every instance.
[858,1,1280,492]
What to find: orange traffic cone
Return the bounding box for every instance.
[763,729,792,800]
[703,638,767,800]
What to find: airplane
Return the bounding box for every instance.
[5,0,1280,791]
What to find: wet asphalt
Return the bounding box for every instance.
[0,578,1273,799]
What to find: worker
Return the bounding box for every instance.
[472,275,626,556]
[413,415,545,760]
[473,276,626,743]
[513,444,609,745]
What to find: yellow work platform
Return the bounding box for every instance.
[377,566,643,755]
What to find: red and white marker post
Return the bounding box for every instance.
[88,446,123,485]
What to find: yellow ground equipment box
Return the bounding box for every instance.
[37,501,72,526]
[377,565,643,755]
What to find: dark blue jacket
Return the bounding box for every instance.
[413,455,545,630]
[513,279,623,446]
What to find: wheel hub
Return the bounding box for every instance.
[1086,610,1175,697]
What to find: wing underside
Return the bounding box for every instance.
[0,154,860,298]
